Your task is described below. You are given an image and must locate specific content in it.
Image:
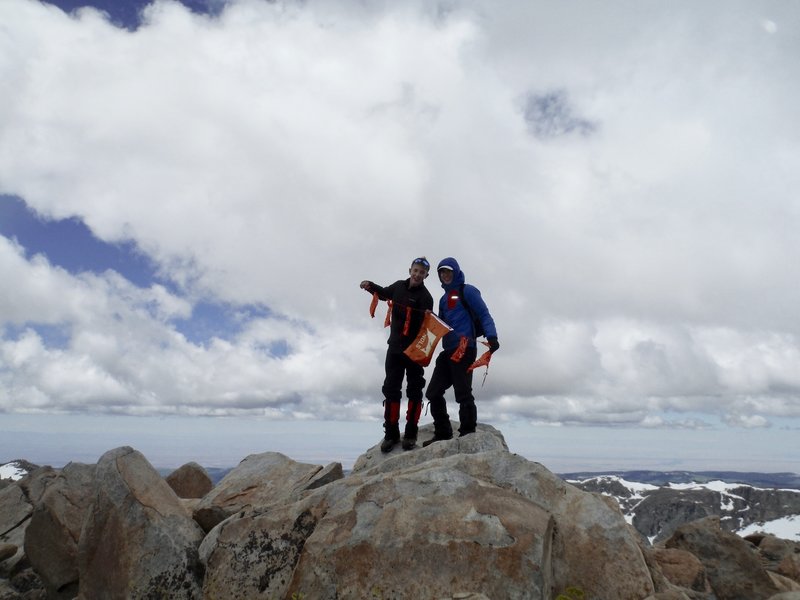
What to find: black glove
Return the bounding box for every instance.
[487,337,500,353]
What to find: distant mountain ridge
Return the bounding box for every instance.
[559,469,800,490]
[564,472,800,544]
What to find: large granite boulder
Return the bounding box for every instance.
[77,447,205,600]
[24,462,95,600]
[201,423,654,600]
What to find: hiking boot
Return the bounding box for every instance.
[380,436,399,453]
[380,422,400,453]
[458,429,475,438]
[402,422,419,451]
[422,433,453,447]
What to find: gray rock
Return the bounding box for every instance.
[24,462,95,600]
[77,446,205,599]
[192,451,343,532]
[666,516,781,600]
[0,484,31,578]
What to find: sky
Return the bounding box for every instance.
[1,0,799,473]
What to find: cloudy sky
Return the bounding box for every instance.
[1,0,799,472]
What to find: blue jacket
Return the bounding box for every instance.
[436,257,497,351]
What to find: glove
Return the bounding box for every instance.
[487,337,500,353]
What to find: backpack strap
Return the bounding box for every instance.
[459,284,483,338]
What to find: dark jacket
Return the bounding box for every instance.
[364,279,434,352]
[436,257,497,351]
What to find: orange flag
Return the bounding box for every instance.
[404,311,452,366]
[384,301,392,328]
[467,350,492,372]
[369,293,379,318]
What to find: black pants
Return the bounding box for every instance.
[425,345,478,436]
[382,351,425,433]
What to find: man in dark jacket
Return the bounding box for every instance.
[360,257,434,452]
[423,257,499,445]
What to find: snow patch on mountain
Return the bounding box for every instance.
[567,474,800,543]
[0,461,28,481]
[738,515,800,542]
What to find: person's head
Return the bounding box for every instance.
[436,257,463,289]
[408,256,430,287]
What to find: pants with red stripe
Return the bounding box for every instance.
[382,351,425,439]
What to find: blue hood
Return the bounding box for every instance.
[437,257,465,291]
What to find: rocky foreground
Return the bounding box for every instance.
[1,423,799,600]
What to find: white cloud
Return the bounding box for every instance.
[1,0,799,431]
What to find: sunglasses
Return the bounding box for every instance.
[412,258,430,269]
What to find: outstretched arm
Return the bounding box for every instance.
[360,280,391,300]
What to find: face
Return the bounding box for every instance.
[408,264,429,287]
[438,269,454,285]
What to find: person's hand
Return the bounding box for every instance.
[487,337,500,353]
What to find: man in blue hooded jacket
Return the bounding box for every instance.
[423,257,499,445]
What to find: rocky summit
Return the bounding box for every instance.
[1,423,798,599]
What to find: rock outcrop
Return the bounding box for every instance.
[0,423,798,599]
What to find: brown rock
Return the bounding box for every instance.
[164,462,213,499]
[0,543,17,563]
[653,547,710,592]
[755,534,800,583]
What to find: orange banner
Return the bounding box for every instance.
[403,311,452,366]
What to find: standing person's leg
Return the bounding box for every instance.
[402,355,425,449]
[423,351,455,445]
[452,346,478,436]
[380,352,404,452]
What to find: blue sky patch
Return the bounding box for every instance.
[2,323,71,350]
[0,195,280,348]
[173,301,273,345]
[44,0,222,30]
[0,195,158,288]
